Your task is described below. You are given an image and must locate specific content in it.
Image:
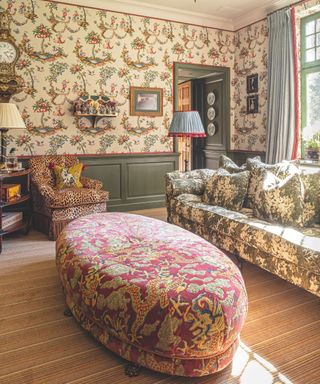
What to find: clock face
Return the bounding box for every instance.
[0,41,17,64]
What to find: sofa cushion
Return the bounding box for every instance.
[171,195,320,275]
[54,163,83,190]
[301,172,320,225]
[253,171,304,227]
[246,158,300,208]
[219,155,260,173]
[203,169,250,211]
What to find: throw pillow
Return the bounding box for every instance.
[219,155,261,174]
[301,172,320,225]
[203,169,250,211]
[54,163,83,190]
[246,158,300,208]
[253,170,304,227]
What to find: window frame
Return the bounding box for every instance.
[300,12,320,159]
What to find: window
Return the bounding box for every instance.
[301,13,320,160]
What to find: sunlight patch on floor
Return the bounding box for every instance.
[231,341,294,384]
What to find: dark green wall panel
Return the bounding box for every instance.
[127,162,174,198]
[80,153,179,211]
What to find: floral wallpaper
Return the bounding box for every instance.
[232,20,269,152]
[1,0,239,156]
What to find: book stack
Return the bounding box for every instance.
[2,212,23,230]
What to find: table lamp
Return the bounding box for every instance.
[0,103,26,163]
[168,111,206,172]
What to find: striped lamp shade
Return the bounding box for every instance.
[168,111,206,138]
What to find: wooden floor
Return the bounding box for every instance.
[0,208,319,384]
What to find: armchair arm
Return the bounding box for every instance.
[81,176,103,190]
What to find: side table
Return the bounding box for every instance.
[0,169,32,253]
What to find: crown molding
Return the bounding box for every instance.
[50,0,234,31]
[50,0,294,32]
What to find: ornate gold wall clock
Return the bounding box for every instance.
[0,10,23,102]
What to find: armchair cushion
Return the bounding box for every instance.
[53,163,83,190]
[80,176,103,190]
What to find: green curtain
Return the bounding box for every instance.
[266,8,295,164]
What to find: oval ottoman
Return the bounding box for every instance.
[56,212,247,377]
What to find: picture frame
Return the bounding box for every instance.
[247,95,259,114]
[246,74,258,93]
[130,87,163,116]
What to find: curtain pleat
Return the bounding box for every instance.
[266,8,296,164]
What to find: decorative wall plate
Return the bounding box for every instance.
[207,92,215,106]
[207,107,216,120]
[207,123,216,136]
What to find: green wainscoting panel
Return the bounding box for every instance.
[127,162,175,198]
[80,153,179,212]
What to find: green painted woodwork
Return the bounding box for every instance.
[80,153,179,211]
[300,12,320,159]
[173,63,230,168]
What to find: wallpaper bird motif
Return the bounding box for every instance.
[2,0,271,155]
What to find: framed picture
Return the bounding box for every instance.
[130,87,163,116]
[247,95,259,114]
[247,74,258,93]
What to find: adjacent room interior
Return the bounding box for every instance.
[0,0,319,383]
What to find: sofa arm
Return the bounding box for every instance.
[165,169,216,197]
[81,177,103,190]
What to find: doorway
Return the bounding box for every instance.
[173,63,230,170]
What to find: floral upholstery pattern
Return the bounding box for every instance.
[219,155,260,174]
[29,155,109,240]
[56,212,248,377]
[253,171,304,226]
[301,172,320,225]
[166,169,320,297]
[203,170,250,211]
[171,178,205,196]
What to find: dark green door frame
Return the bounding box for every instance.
[173,62,231,159]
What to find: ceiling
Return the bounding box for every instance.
[62,0,294,30]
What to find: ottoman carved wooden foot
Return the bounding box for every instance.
[56,213,248,377]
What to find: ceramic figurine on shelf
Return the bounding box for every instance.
[99,104,106,115]
[74,99,83,114]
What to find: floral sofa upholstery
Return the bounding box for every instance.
[166,169,320,297]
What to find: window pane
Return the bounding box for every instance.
[317,19,320,32]
[317,47,320,60]
[307,34,316,48]
[303,71,320,159]
[306,48,316,62]
[306,20,315,35]
[317,33,320,46]
[306,71,320,125]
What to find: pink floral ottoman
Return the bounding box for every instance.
[56,212,247,377]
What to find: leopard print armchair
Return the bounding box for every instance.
[29,155,109,240]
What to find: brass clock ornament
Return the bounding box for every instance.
[0,10,23,102]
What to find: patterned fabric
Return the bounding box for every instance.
[171,178,205,196]
[219,155,261,173]
[203,170,250,211]
[29,155,108,240]
[301,172,320,225]
[54,163,83,190]
[166,170,320,297]
[246,158,300,208]
[253,171,304,227]
[56,213,248,377]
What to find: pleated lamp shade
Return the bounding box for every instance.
[0,103,26,129]
[168,111,206,138]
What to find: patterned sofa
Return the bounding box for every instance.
[166,168,320,297]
